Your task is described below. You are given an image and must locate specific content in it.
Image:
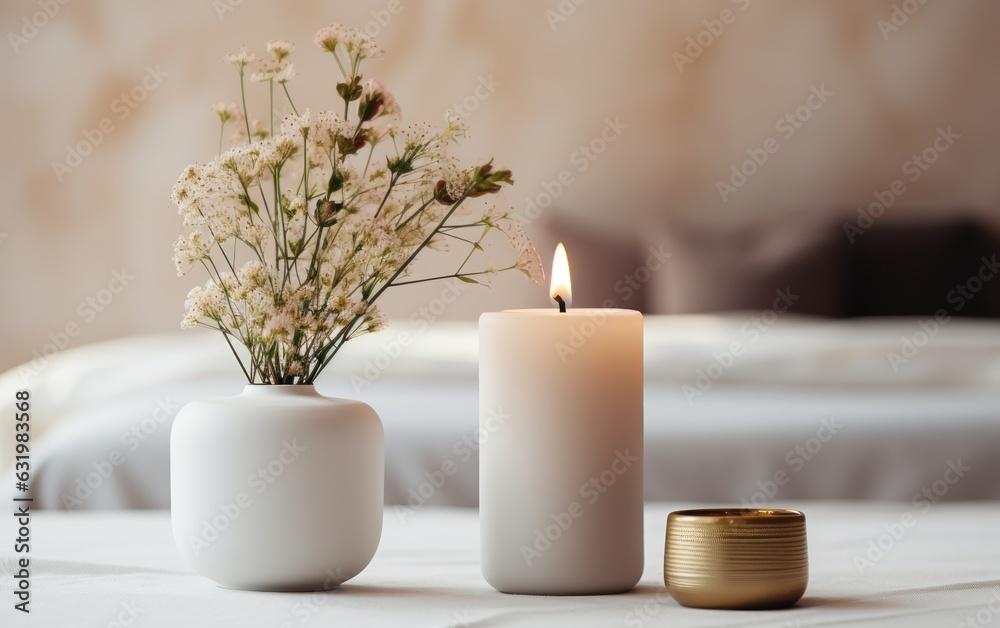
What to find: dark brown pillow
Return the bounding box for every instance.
[843,214,1000,318]
[643,212,847,316]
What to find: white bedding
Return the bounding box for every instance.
[2,502,999,627]
[2,315,1000,509]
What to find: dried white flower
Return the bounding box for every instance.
[280,109,313,138]
[266,39,295,62]
[505,222,545,285]
[175,25,530,384]
[211,101,241,125]
[313,23,384,59]
[274,63,296,84]
[223,46,256,69]
[173,232,212,276]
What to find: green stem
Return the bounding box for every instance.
[219,329,251,382]
[282,83,299,115]
[373,171,402,220]
[457,225,490,274]
[238,69,252,141]
[372,190,472,303]
[390,269,498,287]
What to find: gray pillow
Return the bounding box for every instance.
[644,212,846,316]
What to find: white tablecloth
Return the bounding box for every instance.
[2,502,999,627]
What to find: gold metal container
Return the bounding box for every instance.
[663,508,808,610]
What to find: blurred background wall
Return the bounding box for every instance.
[2,0,999,372]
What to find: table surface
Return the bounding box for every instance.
[2,502,999,627]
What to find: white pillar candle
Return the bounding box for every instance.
[479,244,643,595]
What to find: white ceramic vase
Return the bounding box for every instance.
[170,384,383,591]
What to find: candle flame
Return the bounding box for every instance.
[549,242,572,309]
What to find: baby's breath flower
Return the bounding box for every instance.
[249,68,276,83]
[250,119,269,141]
[223,46,256,69]
[183,281,228,327]
[175,25,527,384]
[219,144,261,188]
[311,110,352,150]
[263,311,296,342]
[440,112,467,142]
[429,156,467,204]
[281,109,313,138]
[237,216,271,247]
[228,118,269,145]
[313,23,384,59]
[506,222,545,285]
[344,29,384,59]
[257,134,300,170]
[481,200,511,227]
[211,101,241,125]
[266,39,294,62]
[363,308,386,333]
[397,122,434,149]
[313,22,347,53]
[250,56,294,83]
[275,63,296,84]
[173,232,212,276]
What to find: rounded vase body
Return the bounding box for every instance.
[170,384,384,591]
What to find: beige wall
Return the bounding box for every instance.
[2,0,999,371]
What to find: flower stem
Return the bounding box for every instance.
[238,69,251,141]
[282,83,299,115]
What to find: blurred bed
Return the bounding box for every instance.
[3,314,1000,510]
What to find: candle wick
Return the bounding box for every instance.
[554,295,566,313]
